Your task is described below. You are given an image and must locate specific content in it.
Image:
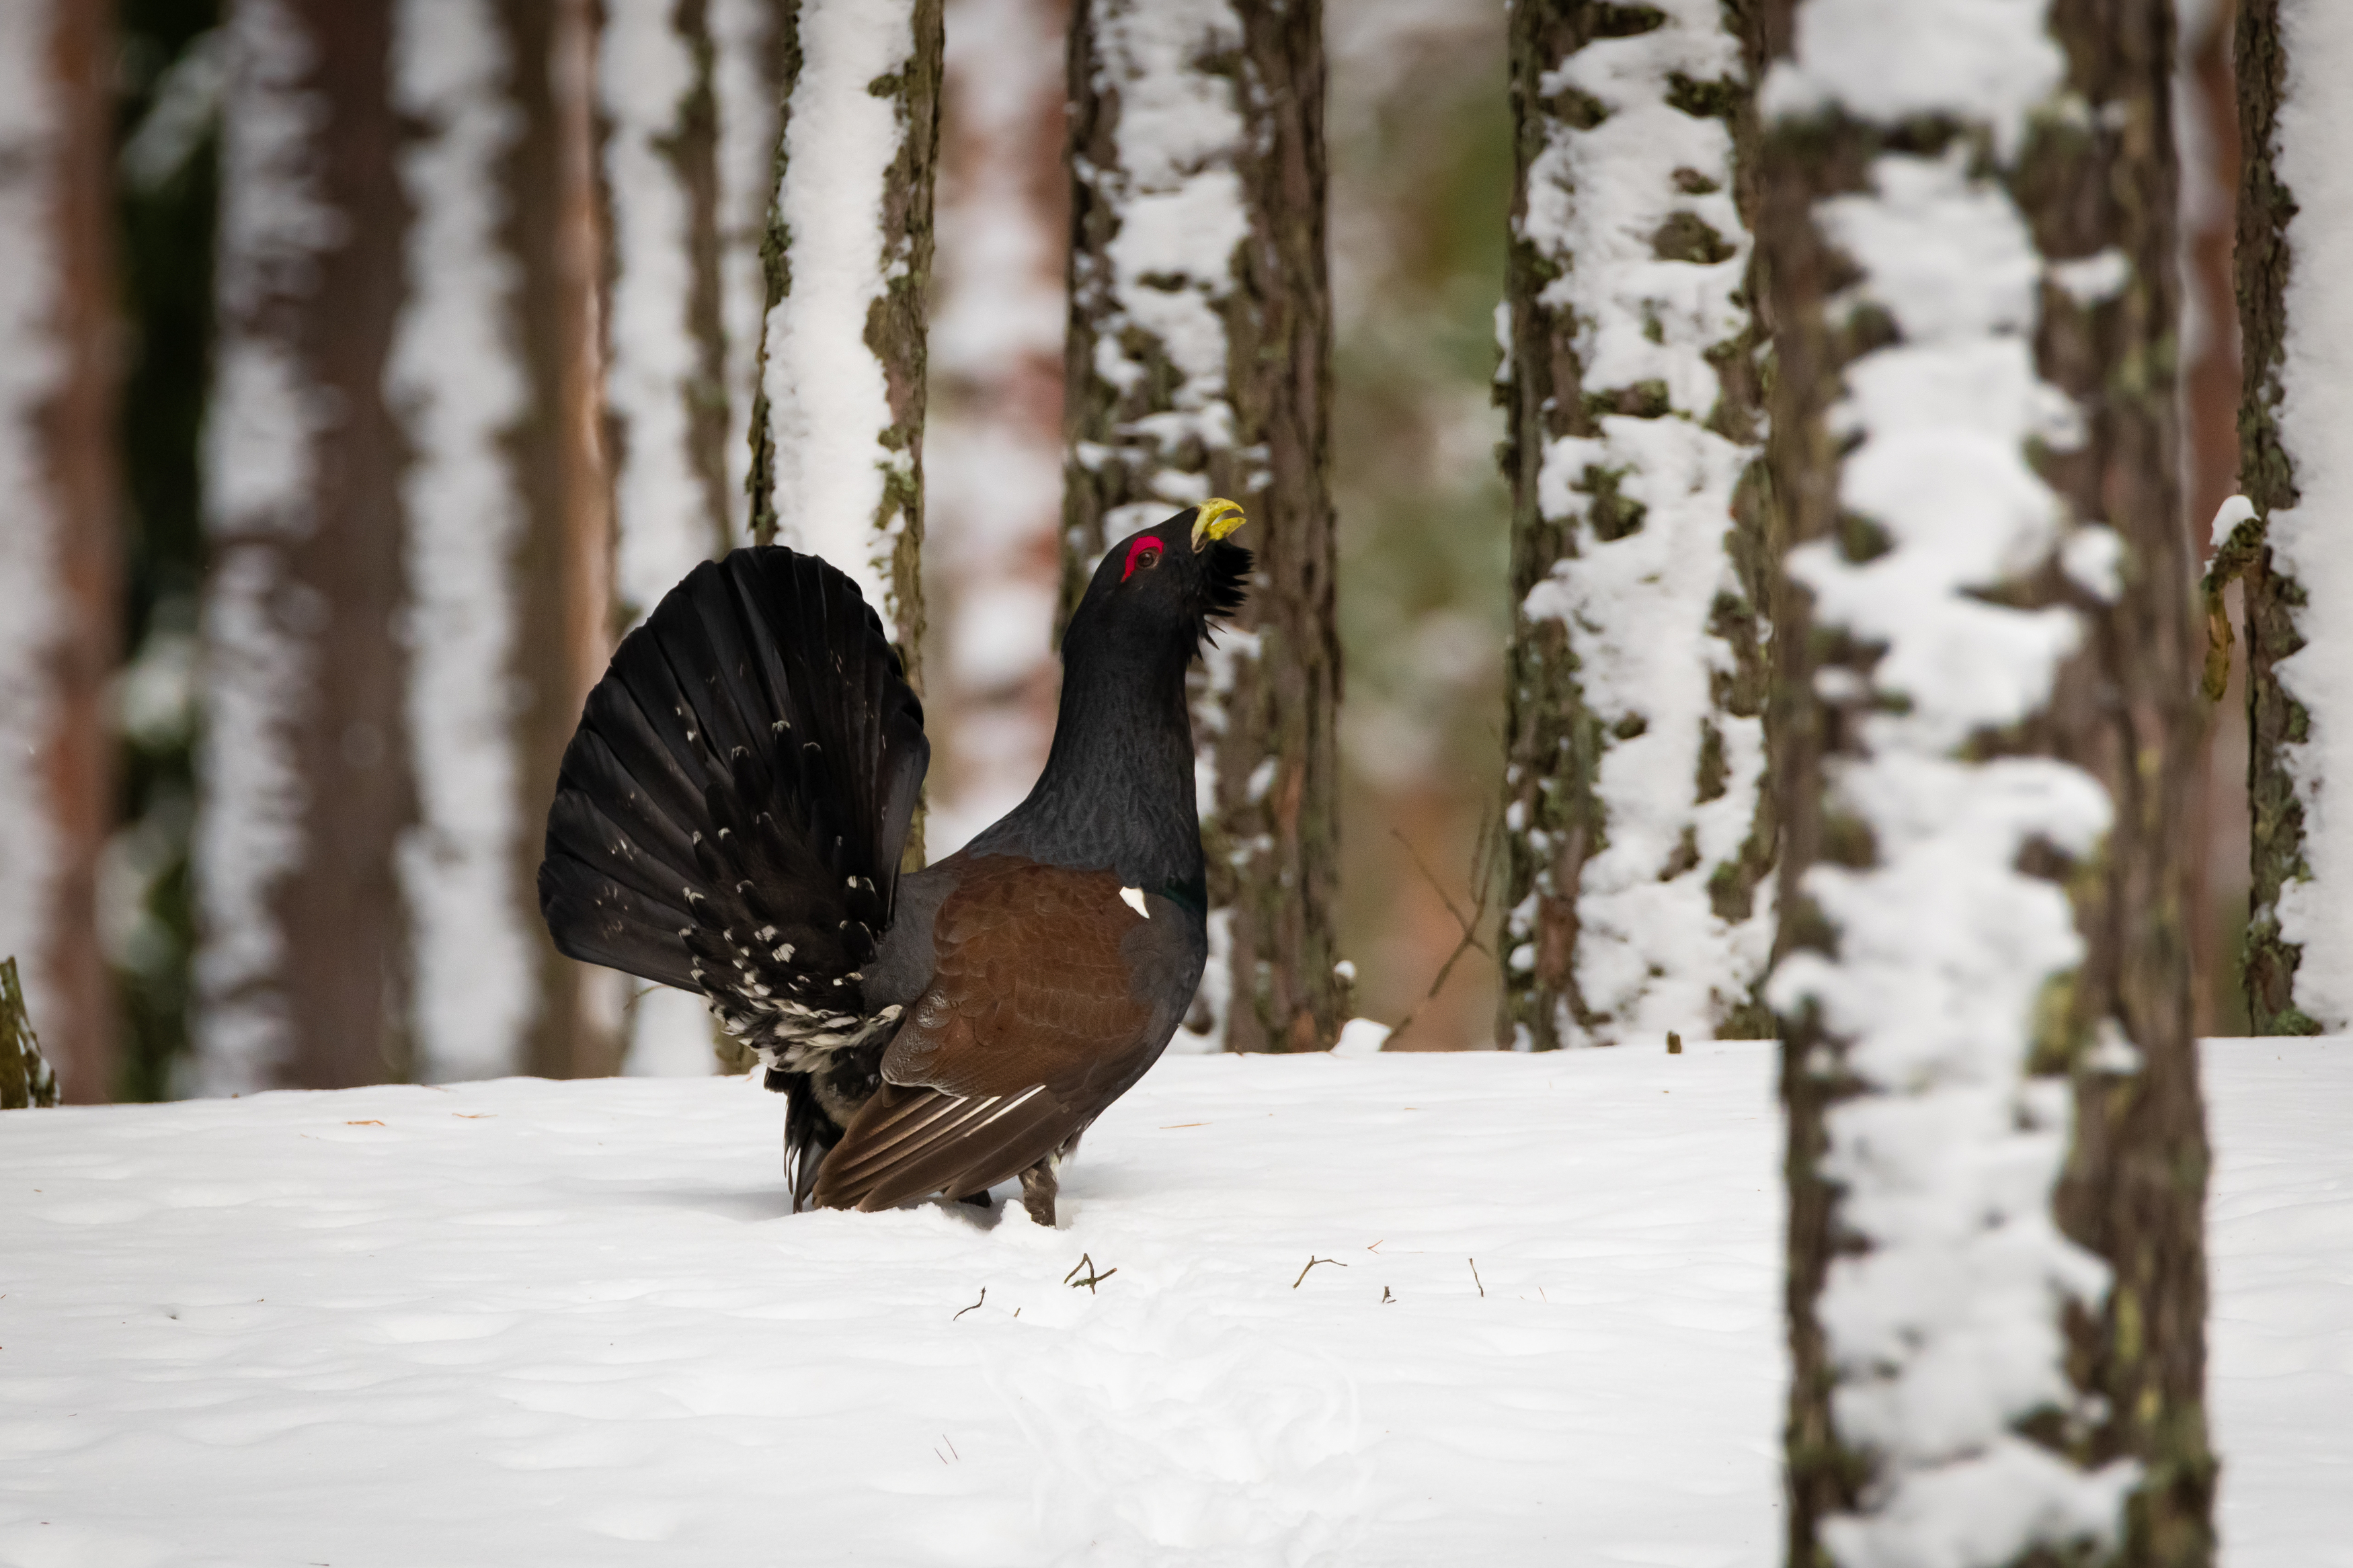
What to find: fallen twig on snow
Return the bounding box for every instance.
[953,1288,986,1321]
[1293,1255,1346,1289]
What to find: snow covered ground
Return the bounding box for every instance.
[0,1039,2342,1566]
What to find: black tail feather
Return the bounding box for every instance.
[539,547,928,1052]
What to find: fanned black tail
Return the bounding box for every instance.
[538,546,928,1109]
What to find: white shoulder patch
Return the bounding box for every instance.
[1119,886,1150,919]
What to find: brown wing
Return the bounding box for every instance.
[807,856,1179,1213]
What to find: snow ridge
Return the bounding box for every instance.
[760,0,918,618]
[2264,1,2353,1030]
[0,0,65,1068]
[1507,0,1769,1048]
[196,0,342,1094]
[1761,7,2142,1561]
[386,0,536,1084]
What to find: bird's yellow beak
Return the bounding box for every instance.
[1191,497,1246,552]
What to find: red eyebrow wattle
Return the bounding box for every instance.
[1121,536,1164,581]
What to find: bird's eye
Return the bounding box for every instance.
[1121,536,1165,581]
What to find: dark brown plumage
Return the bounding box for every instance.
[540,501,1249,1224]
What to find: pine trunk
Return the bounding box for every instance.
[749,0,941,874]
[200,0,416,1094]
[1496,0,1772,1053]
[0,0,119,1102]
[1759,1,2215,1563]
[2234,0,2336,1036]
[1064,0,1339,1054]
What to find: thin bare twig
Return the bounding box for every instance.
[1384,804,1505,1049]
[1293,1255,1346,1289]
[1468,1257,1485,1298]
[1064,1253,1115,1293]
[953,1288,986,1321]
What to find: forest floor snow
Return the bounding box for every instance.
[0,1038,2344,1567]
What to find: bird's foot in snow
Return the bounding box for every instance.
[1019,1161,1058,1227]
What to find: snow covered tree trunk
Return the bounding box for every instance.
[749,0,941,868]
[1495,0,1771,1053]
[1065,0,1340,1054]
[387,0,629,1085]
[1759,1,2215,1563]
[2233,0,2353,1036]
[597,0,789,1075]
[0,0,118,1102]
[601,0,735,621]
[200,0,417,1094]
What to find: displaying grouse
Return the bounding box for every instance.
[538,500,1250,1225]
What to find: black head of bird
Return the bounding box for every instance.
[539,499,1252,1228]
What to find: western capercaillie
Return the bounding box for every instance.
[539,501,1250,1225]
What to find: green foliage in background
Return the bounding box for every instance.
[111,0,220,1100]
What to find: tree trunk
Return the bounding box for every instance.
[1495,0,1771,1053]
[924,0,1068,848]
[749,0,940,868]
[601,0,735,620]
[199,0,415,1094]
[502,0,627,1080]
[0,0,120,1102]
[2234,0,2351,1036]
[1759,1,2215,1563]
[1,956,61,1110]
[1064,0,1340,1054]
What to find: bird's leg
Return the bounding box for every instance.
[1018,1160,1058,1227]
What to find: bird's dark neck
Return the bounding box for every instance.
[971,618,1204,901]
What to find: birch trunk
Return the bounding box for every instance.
[1064,0,1340,1054]
[2233,0,2353,1037]
[1496,0,1771,1052]
[748,0,941,868]
[200,0,415,1094]
[0,0,118,1102]
[1759,0,2215,1562]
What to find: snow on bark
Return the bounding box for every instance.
[0,0,67,1080]
[1066,0,1341,1054]
[196,0,341,1094]
[1760,3,2148,1563]
[752,0,933,665]
[1499,0,1771,1052]
[2240,1,2353,1032]
[386,0,536,1084]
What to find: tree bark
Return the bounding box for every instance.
[1496,0,1772,1052]
[748,0,938,866]
[1759,1,2214,1563]
[1,956,61,1110]
[1064,0,1340,1053]
[0,0,120,1102]
[503,0,627,1080]
[199,0,415,1094]
[2233,0,2325,1036]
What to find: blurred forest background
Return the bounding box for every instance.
[37,0,2246,1098]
